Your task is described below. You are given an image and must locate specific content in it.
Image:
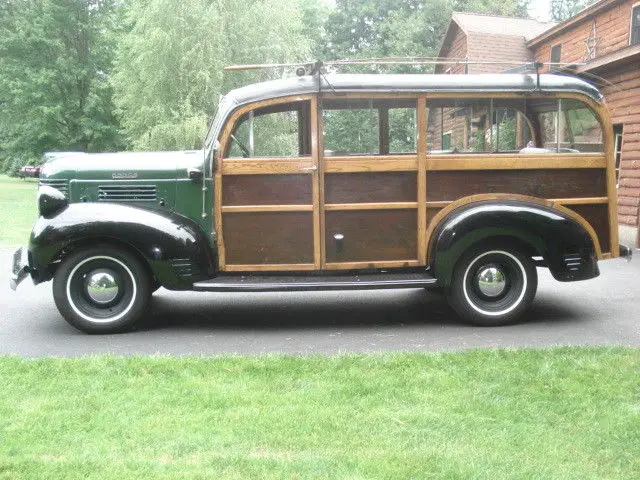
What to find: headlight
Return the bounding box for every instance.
[38,185,68,218]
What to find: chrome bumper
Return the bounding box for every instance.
[9,247,30,290]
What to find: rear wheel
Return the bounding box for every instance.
[53,246,151,333]
[447,244,537,326]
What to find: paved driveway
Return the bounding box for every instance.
[1,248,639,357]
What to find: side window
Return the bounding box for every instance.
[526,98,603,153]
[631,4,640,46]
[426,98,531,154]
[560,99,604,152]
[227,101,310,158]
[322,99,416,156]
[550,44,562,70]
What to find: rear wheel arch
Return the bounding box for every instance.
[426,195,600,286]
[432,231,544,289]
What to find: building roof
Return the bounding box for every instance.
[205,73,603,147]
[527,0,625,47]
[451,12,556,42]
[436,13,556,73]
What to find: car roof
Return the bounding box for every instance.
[224,73,603,107]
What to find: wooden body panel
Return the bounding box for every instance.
[215,90,618,272]
[426,169,607,201]
[325,172,417,204]
[223,174,312,205]
[567,203,611,253]
[223,212,314,265]
[325,210,417,263]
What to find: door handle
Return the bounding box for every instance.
[299,165,318,172]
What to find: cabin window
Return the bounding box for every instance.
[227,100,311,158]
[525,98,603,153]
[322,98,417,156]
[550,44,562,70]
[426,98,532,154]
[631,4,640,45]
[441,132,452,150]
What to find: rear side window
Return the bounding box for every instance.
[528,98,603,153]
[426,98,532,154]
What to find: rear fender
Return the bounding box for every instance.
[429,197,601,286]
[28,203,216,290]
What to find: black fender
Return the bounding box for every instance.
[28,203,216,290]
[430,199,600,287]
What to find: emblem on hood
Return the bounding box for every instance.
[112,172,138,179]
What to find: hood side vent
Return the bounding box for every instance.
[170,258,193,277]
[39,179,69,198]
[98,185,157,202]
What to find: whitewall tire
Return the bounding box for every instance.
[447,245,537,326]
[53,246,150,333]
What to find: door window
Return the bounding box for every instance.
[227,101,311,158]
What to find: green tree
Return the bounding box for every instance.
[0,0,123,172]
[322,0,531,154]
[550,0,597,21]
[324,0,531,66]
[112,0,311,151]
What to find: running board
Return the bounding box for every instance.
[193,272,437,292]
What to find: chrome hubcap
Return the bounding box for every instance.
[86,270,119,304]
[476,265,506,297]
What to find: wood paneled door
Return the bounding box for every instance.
[216,95,322,272]
[320,95,426,270]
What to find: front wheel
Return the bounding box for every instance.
[53,246,151,333]
[447,245,537,326]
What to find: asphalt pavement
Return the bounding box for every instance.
[1,248,639,357]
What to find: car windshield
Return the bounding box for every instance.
[204,95,235,151]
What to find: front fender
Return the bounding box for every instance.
[430,200,600,287]
[28,203,215,290]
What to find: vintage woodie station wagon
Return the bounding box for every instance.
[10,71,632,333]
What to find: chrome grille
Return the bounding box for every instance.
[39,179,69,198]
[98,185,157,202]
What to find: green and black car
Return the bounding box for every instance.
[11,73,631,333]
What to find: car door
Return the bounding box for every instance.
[319,95,427,269]
[216,96,322,271]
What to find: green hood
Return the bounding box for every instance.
[40,150,205,181]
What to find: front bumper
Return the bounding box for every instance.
[9,247,30,290]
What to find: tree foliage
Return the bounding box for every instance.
[324,0,531,65]
[0,0,123,172]
[550,0,598,21]
[111,0,311,151]
[0,0,547,171]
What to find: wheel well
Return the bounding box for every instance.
[51,237,155,283]
[437,235,542,290]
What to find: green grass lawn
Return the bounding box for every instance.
[0,347,638,479]
[0,175,38,247]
